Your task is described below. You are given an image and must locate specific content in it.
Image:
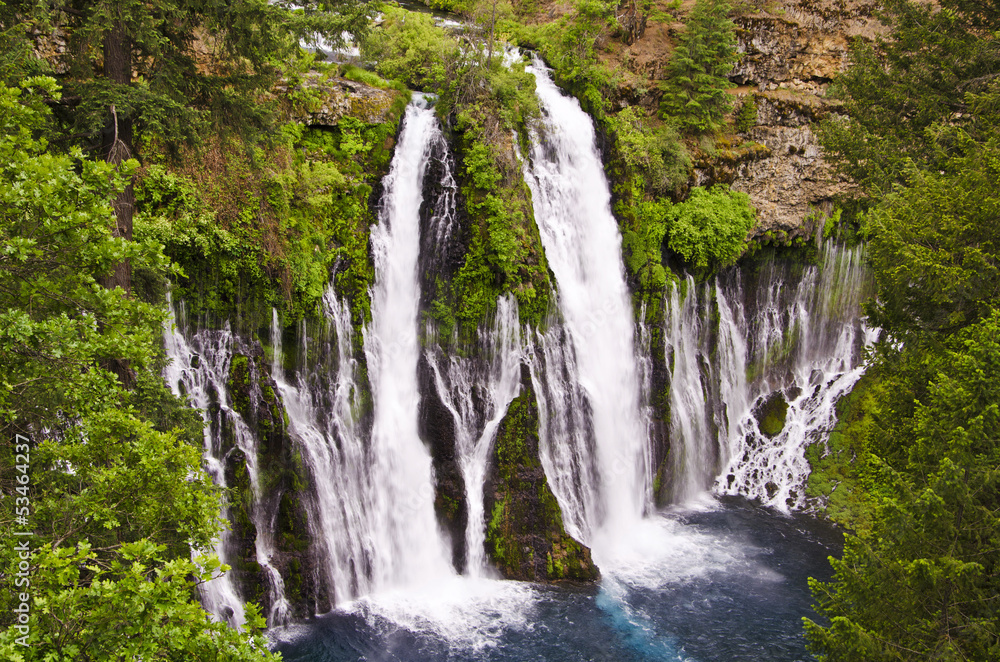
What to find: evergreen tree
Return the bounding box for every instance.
[659,0,738,133]
[2,0,372,299]
[818,0,1000,196]
[807,1,1000,658]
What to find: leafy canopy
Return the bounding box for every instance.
[665,184,755,270]
[0,78,275,660]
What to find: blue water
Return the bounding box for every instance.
[269,497,840,662]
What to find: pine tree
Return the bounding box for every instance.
[659,0,738,133]
[806,1,1000,658]
[4,0,372,296]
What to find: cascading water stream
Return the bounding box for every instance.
[426,296,522,577]
[661,243,875,510]
[715,242,876,509]
[362,95,455,588]
[665,277,716,503]
[270,290,376,606]
[162,293,290,627]
[522,57,651,545]
[271,97,456,609]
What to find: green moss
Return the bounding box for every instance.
[228,355,251,419]
[805,371,879,529]
[756,392,788,438]
[135,81,407,332]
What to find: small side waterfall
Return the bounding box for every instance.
[270,290,374,606]
[426,296,522,576]
[665,278,716,503]
[162,294,290,627]
[523,57,651,542]
[661,244,875,510]
[715,243,876,509]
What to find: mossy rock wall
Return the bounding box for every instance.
[224,341,329,620]
[483,363,599,582]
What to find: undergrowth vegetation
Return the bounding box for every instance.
[136,90,407,333]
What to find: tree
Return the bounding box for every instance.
[818,0,1000,196]
[804,312,1000,661]
[4,0,373,299]
[0,78,275,660]
[665,184,755,269]
[659,0,738,133]
[863,142,1000,337]
[807,2,1000,657]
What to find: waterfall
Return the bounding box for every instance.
[361,95,455,586]
[270,290,376,606]
[714,243,875,509]
[426,296,522,577]
[523,57,651,542]
[665,278,716,503]
[162,293,290,627]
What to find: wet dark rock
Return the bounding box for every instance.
[483,364,599,583]
[417,353,468,572]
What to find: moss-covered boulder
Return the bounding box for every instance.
[754,390,789,438]
[483,364,599,582]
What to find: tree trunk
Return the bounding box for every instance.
[101,19,134,295]
[102,19,137,389]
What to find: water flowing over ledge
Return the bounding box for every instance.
[523,56,652,547]
[161,56,873,661]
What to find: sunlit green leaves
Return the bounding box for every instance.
[664,185,755,269]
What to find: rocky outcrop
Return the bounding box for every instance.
[276,73,401,126]
[718,89,849,237]
[483,364,600,582]
[719,0,885,235]
[732,0,883,89]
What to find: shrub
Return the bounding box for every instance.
[666,184,755,269]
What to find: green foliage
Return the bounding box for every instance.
[659,0,739,133]
[448,109,551,332]
[755,392,788,438]
[136,101,404,330]
[362,7,461,90]
[0,80,272,659]
[621,199,673,291]
[734,94,758,133]
[664,185,755,269]
[805,371,880,529]
[818,0,1000,196]
[805,313,1000,661]
[807,5,1000,655]
[0,542,278,661]
[863,142,1000,336]
[394,39,550,337]
[11,0,374,150]
[607,106,691,196]
[340,64,395,90]
[517,0,616,116]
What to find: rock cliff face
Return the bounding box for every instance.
[483,365,600,582]
[604,0,882,235]
[723,0,883,236]
[276,73,400,126]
